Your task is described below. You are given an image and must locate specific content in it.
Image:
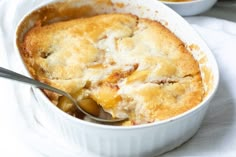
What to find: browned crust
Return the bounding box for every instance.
[20,13,204,124]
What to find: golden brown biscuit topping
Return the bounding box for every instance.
[21,13,204,125]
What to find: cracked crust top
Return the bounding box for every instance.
[21,13,204,125]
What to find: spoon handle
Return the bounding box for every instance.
[0,67,70,98]
[0,67,93,117]
[0,67,127,123]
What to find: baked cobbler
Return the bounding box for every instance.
[21,13,204,125]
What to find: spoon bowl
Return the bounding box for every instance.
[0,67,127,123]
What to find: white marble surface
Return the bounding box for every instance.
[1,0,236,157]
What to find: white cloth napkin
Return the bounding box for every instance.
[1,0,236,156]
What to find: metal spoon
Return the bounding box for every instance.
[0,67,127,123]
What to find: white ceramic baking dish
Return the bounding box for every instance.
[160,0,218,16]
[15,0,219,156]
